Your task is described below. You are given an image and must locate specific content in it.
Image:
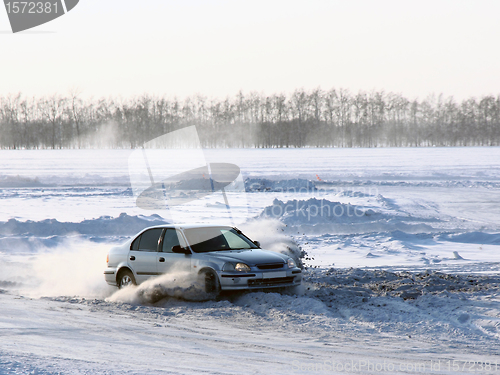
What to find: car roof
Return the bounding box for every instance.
[142,223,235,230]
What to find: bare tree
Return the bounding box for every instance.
[0,89,499,149]
[39,95,66,149]
[69,89,84,148]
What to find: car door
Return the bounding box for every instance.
[157,229,191,275]
[128,228,163,283]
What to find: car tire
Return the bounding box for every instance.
[118,269,136,289]
[199,270,220,297]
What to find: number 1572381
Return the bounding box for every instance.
[5,2,59,14]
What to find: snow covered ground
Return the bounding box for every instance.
[1,147,500,374]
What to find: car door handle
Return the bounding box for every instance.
[159,257,165,262]
[130,256,136,261]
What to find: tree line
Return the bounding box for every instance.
[1,88,499,149]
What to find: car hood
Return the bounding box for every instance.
[201,248,286,265]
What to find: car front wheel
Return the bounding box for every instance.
[199,270,220,296]
[118,269,136,289]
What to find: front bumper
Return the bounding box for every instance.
[218,268,302,290]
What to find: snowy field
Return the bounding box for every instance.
[1,147,500,374]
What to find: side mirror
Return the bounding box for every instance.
[172,245,191,254]
[253,240,261,248]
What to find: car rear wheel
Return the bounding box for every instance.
[118,269,136,289]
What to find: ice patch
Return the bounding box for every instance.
[442,231,500,245]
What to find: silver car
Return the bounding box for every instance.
[104,224,302,294]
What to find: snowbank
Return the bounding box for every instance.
[0,213,168,238]
[0,213,169,253]
[0,175,45,188]
[260,198,382,225]
[245,178,317,192]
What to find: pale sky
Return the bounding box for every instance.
[1,0,499,100]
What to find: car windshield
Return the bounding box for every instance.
[183,227,258,253]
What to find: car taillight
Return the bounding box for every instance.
[106,254,109,264]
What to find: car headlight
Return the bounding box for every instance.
[287,258,296,268]
[235,263,251,272]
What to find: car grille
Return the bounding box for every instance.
[256,263,284,270]
[248,277,295,287]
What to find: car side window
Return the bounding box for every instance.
[162,229,182,253]
[131,235,140,250]
[137,228,163,252]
